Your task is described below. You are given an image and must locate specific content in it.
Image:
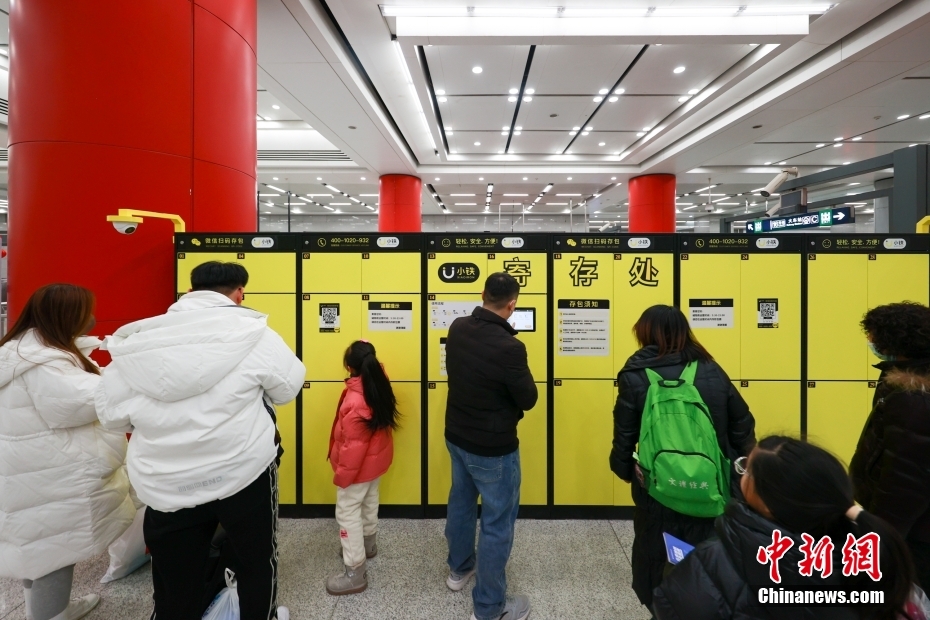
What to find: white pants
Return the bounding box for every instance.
[335,477,381,567]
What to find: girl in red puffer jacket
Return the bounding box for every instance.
[325,340,399,596]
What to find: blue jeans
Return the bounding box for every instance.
[445,440,521,620]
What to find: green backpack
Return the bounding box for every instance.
[635,361,730,518]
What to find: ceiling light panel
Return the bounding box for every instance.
[619,44,752,96]
[423,45,532,99]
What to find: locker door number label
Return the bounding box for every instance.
[689,299,734,329]
[368,302,413,331]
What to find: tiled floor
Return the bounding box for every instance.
[0,519,650,620]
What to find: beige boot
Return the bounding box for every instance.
[364,534,378,559]
[325,560,368,596]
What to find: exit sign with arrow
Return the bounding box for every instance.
[749,207,855,233]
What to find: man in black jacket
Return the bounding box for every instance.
[444,272,537,620]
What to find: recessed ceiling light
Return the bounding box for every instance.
[834,137,844,141]
[472,66,483,74]
[611,176,617,180]
[567,177,573,180]
[473,141,481,146]
[438,97,447,102]
[479,177,484,181]
[614,88,625,95]
[572,126,581,131]
[508,96,517,102]
[764,161,772,165]
[525,88,535,95]
[581,131,589,136]
[509,88,518,95]
[598,88,609,95]
[586,126,593,131]
[272,104,280,110]
[843,162,851,165]
[898,114,910,120]
[598,142,606,146]
[678,96,690,102]
[516,126,522,131]
[816,143,825,148]
[502,126,509,131]
[566,150,573,154]
[608,96,618,102]
[688,88,700,95]
[317,177,322,180]
[514,131,521,135]
[523,177,528,180]
[920,114,930,120]
[499,150,505,154]
[436,89,445,95]
[852,136,862,141]
[501,132,508,136]
[569,131,577,136]
[849,182,860,185]
[593,96,603,102]
[778,161,787,165]
[435,177,440,180]
[673,66,686,74]
[361,177,366,180]
[834,144,842,148]
[637,132,645,137]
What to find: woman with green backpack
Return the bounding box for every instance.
[610,304,757,613]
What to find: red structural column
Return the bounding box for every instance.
[7,0,257,338]
[628,174,677,233]
[378,174,422,232]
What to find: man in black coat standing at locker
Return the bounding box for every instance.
[443,272,537,620]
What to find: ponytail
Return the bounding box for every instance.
[344,340,400,432]
[750,436,916,620]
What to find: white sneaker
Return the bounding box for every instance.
[276,606,290,620]
[470,595,531,620]
[446,567,476,592]
[49,594,100,620]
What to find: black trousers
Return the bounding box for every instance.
[909,537,930,592]
[144,464,280,620]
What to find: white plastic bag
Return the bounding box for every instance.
[101,506,150,583]
[203,569,239,620]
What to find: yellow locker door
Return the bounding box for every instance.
[302,295,363,381]
[426,294,483,381]
[613,253,675,371]
[427,382,451,504]
[738,381,801,439]
[361,294,421,382]
[807,255,868,380]
[378,382,422,505]
[242,294,297,353]
[177,253,297,293]
[301,382,346,504]
[680,255,742,378]
[554,380,615,505]
[866,254,930,379]
[519,388,548,505]
[806,381,873,466]
[303,253,362,293]
[362,253,421,294]
[276,401,298,505]
[740,254,801,380]
[488,253,548,295]
[514,295,548,382]
[428,253,490,292]
[553,253,615,379]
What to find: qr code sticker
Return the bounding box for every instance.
[757,299,778,328]
[319,304,340,332]
[759,302,776,319]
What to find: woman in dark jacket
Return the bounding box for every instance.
[610,304,757,609]
[654,436,918,620]
[851,302,930,590]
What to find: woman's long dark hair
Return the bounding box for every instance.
[0,284,99,375]
[633,304,712,362]
[344,340,400,432]
[750,436,915,620]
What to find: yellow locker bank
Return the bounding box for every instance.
[424,234,550,514]
[804,233,930,466]
[551,234,675,510]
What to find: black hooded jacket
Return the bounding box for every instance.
[610,345,757,489]
[850,358,930,544]
[653,502,861,620]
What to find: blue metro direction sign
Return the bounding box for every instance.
[748,207,855,233]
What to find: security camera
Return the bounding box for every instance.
[111,220,138,235]
[760,167,798,198]
[704,204,715,213]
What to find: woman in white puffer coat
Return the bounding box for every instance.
[0,284,134,620]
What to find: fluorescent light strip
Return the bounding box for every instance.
[265,185,286,193]
[258,193,281,196]
[450,193,476,196]
[382,5,832,17]
[393,41,437,151]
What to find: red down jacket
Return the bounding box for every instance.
[328,376,393,488]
